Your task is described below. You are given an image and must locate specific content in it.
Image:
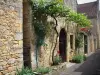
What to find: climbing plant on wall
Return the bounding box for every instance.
[30,0,91,67]
[75,33,83,49]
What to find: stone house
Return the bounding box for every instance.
[29,0,78,68]
[0,0,92,75]
[97,0,100,49]
[0,0,23,75]
[77,0,100,55]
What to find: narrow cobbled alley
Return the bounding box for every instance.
[51,50,100,75]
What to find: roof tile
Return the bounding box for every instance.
[77,1,98,19]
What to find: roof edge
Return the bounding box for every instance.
[78,1,97,5]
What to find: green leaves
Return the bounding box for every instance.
[30,0,91,27]
[72,54,84,63]
[16,67,51,75]
[34,67,51,74]
[53,56,62,65]
[75,33,83,49]
[16,67,35,75]
[67,11,91,27]
[30,0,91,48]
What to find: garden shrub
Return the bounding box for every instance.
[16,67,51,75]
[16,67,35,75]
[53,56,62,65]
[72,54,86,63]
[34,67,51,74]
[75,33,83,49]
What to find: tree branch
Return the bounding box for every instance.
[52,16,59,64]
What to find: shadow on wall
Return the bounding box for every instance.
[74,50,100,75]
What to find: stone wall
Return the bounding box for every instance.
[97,11,100,48]
[37,18,77,67]
[36,0,77,67]
[90,19,97,37]
[97,0,100,48]
[89,19,98,51]
[88,35,95,53]
[0,0,23,75]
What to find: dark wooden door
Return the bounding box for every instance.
[59,29,67,62]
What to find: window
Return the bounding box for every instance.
[70,35,73,49]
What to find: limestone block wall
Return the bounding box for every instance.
[97,0,100,48]
[0,0,23,75]
[90,19,97,37]
[36,0,78,67]
[37,17,58,67]
[88,35,95,53]
[37,18,77,67]
[66,22,76,61]
[97,11,100,48]
[89,19,97,51]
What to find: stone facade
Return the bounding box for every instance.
[77,1,100,55]
[0,0,92,74]
[37,19,77,67]
[97,0,100,48]
[20,0,78,68]
[36,0,77,67]
[88,19,98,52]
[0,0,23,74]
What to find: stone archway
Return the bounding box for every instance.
[59,28,67,62]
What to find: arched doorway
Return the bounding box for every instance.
[59,28,67,62]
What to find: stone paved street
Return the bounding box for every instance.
[50,50,100,75]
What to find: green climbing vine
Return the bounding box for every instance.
[75,33,84,49]
[30,0,91,66]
